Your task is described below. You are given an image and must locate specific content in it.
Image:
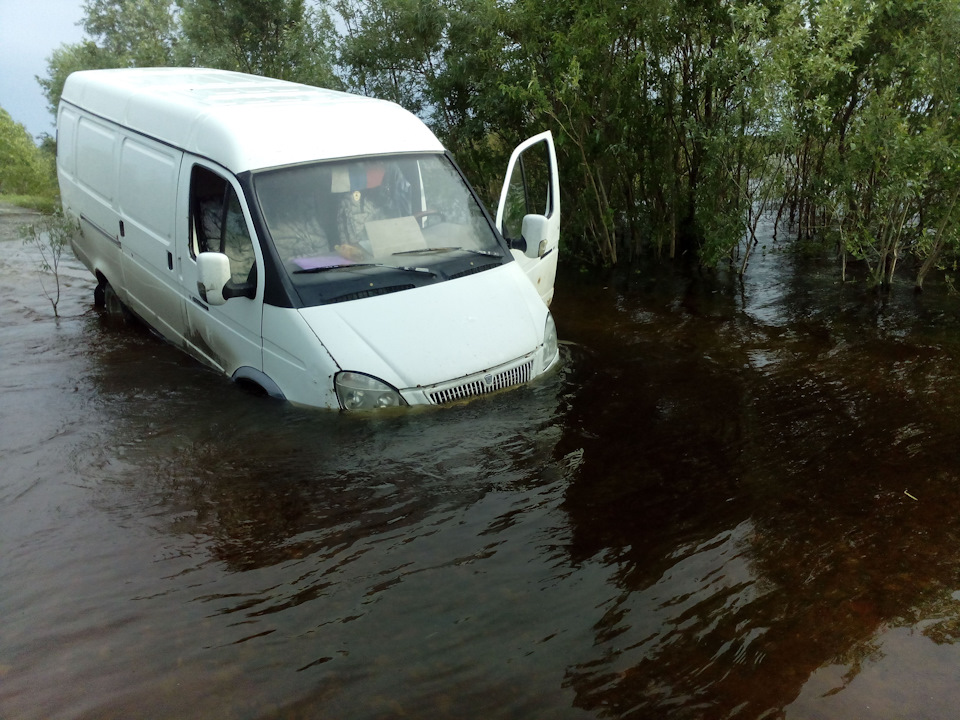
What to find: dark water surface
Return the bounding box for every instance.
[5,211,960,719]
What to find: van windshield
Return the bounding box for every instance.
[253,154,507,305]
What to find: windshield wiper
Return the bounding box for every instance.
[392,247,502,258]
[293,263,377,274]
[293,263,435,277]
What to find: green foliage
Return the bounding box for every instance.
[39,0,178,114]
[41,0,342,117]
[82,0,178,64]
[19,208,79,318]
[0,108,56,198]
[771,0,960,288]
[1,195,59,214]
[177,0,341,88]
[31,0,960,284]
[39,41,126,118]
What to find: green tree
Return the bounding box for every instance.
[773,0,960,289]
[81,0,179,65]
[39,41,125,119]
[0,108,55,197]
[40,0,178,113]
[41,0,341,119]
[19,208,78,318]
[33,0,960,282]
[176,0,341,88]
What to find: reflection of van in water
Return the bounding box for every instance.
[57,68,561,410]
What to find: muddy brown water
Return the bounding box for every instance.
[4,206,960,719]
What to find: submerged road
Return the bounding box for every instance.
[4,206,960,719]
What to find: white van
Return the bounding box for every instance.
[57,68,560,410]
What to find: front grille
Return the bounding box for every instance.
[425,360,533,405]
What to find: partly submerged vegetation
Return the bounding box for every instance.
[8,0,960,290]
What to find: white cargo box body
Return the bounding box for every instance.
[58,68,561,410]
[60,68,446,174]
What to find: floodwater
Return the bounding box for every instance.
[4,206,960,720]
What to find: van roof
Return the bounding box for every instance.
[60,67,445,173]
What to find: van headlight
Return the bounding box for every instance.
[543,313,558,365]
[335,372,406,410]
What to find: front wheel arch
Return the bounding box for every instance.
[231,367,286,400]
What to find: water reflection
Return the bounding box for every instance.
[84,326,575,573]
[37,317,589,718]
[550,252,960,718]
[8,221,960,719]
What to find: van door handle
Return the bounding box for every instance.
[190,296,209,311]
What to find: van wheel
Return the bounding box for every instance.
[102,282,132,324]
[94,280,106,308]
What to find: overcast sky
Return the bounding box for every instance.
[0,0,85,140]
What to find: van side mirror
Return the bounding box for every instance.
[196,252,231,306]
[520,214,550,258]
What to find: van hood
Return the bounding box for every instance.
[297,264,547,390]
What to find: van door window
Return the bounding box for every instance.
[500,139,553,243]
[190,166,257,285]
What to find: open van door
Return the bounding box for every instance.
[495,131,560,306]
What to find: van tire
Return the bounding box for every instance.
[101,281,133,324]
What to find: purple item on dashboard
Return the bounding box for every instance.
[292,255,357,270]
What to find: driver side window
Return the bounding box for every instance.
[190,166,257,285]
